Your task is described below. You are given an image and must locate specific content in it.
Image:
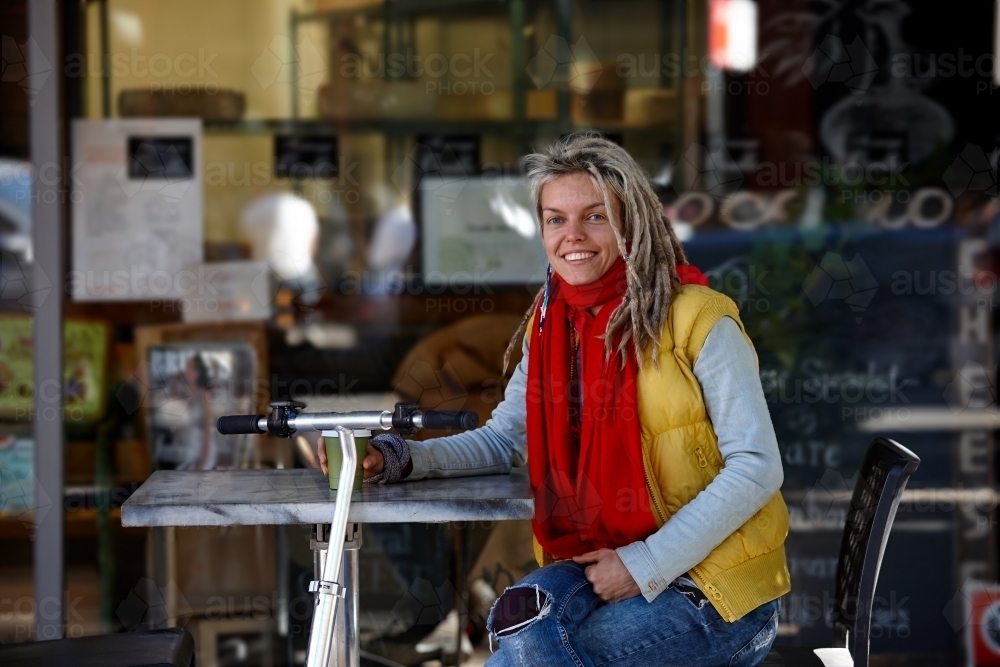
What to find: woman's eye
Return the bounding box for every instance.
[547,217,562,225]
[588,214,605,222]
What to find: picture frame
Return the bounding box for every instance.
[133,322,268,471]
[419,175,548,287]
[0,314,111,423]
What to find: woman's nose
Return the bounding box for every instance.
[564,219,587,240]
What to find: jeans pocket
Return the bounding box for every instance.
[728,608,778,667]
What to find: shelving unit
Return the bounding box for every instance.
[91,0,693,155]
[83,0,698,334]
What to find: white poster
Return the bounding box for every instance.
[421,176,548,286]
[71,119,203,301]
[180,261,273,324]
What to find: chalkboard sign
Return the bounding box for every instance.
[274,135,338,180]
[127,136,194,179]
[413,134,480,179]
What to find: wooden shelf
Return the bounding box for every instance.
[313,290,537,326]
[65,300,182,330]
[57,289,536,334]
[201,117,680,137]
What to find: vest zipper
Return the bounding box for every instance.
[691,567,737,622]
[688,448,733,620]
[642,458,667,524]
[695,447,708,467]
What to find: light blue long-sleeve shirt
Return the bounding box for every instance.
[407,316,783,602]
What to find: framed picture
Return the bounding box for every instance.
[71,119,203,301]
[420,175,548,287]
[145,343,257,470]
[0,315,111,423]
[134,323,267,471]
[0,428,34,519]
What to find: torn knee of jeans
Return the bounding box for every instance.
[488,585,552,638]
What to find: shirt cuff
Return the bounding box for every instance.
[405,440,429,480]
[616,541,671,603]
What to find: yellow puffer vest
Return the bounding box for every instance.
[529,284,791,622]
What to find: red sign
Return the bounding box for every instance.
[707,0,758,73]
[968,585,1000,666]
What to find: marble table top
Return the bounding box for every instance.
[122,468,534,527]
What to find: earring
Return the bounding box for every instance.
[539,265,552,333]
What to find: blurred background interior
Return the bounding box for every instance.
[1,0,999,664]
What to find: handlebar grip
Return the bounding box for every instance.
[422,410,479,431]
[217,414,266,435]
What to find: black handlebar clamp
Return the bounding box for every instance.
[267,400,306,438]
[391,403,420,436]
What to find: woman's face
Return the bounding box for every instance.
[540,172,621,286]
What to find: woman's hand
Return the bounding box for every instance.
[572,549,641,603]
[315,434,385,479]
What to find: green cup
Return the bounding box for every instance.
[324,429,370,491]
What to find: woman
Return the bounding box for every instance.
[319,134,789,667]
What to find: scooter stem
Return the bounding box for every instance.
[305,426,357,667]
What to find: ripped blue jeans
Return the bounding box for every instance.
[485,561,779,667]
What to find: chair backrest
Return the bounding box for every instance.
[832,437,920,667]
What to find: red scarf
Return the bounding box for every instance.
[677,263,709,287]
[526,260,706,558]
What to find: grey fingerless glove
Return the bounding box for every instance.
[364,433,411,485]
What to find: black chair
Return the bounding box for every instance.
[763,437,920,667]
[0,626,195,667]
